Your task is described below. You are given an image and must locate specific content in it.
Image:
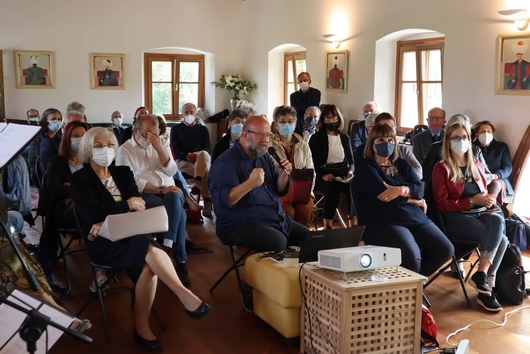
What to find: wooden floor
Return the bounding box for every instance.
[34,212,530,354]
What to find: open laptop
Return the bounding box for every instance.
[270,226,365,263]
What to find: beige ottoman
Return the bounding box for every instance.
[245,254,302,338]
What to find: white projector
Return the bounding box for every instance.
[318,246,402,273]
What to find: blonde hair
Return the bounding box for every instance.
[442,122,480,183]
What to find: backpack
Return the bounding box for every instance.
[512,213,530,248]
[420,305,439,348]
[505,217,527,251]
[495,243,528,305]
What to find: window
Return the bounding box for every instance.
[144,53,204,120]
[284,51,306,104]
[395,38,444,130]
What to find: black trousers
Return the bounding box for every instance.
[315,179,351,219]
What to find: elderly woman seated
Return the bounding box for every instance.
[71,127,210,352]
[270,105,315,226]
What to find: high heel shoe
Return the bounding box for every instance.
[134,330,163,353]
[185,302,211,320]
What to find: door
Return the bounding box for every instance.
[511,124,530,218]
[0,50,5,121]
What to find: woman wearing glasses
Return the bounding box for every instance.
[433,121,508,312]
[308,104,354,229]
[71,127,210,352]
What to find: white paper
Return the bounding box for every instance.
[0,290,73,354]
[0,123,41,169]
[98,206,169,241]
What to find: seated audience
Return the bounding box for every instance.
[32,108,61,177]
[66,101,86,121]
[294,106,320,143]
[413,107,446,164]
[27,108,40,125]
[270,105,315,226]
[111,110,125,144]
[309,104,354,229]
[355,124,454,277]
[433,121,508,312]
[211,108,249,163]
[236,100,256,116]
[72,128,210,351]
[350,101,380,151]
[290,72,321,126]
[116,115,190,284]
[121,106,148,145]
[170,102,212,216]
[0,155,32,219]
[473,120,515,196]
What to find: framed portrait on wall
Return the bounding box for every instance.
[14,51,54,89]
[90,53,125,89]
[497,33,530,95]
[325,50,348,93]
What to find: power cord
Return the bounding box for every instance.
[298,262,338,354]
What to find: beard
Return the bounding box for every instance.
[247,141,267,158]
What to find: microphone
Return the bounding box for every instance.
[268,147,290,176]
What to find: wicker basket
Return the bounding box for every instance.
[300,265,425,354]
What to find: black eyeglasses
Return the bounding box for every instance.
[93,143,116,149]
[449,136,469,143]
[246,130,274,140]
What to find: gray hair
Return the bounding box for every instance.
[227,108,249,122]
[447,114,471,130]
[62,110,85,125]
[304,106,321,117]
[134,114,159,130]
[365,101,381,111]
[365,111,382,129]
[66,101,85,114]
[182,102,197,112]
[236,100,257,113]
[272,105,297,122]
[77,127,118,163]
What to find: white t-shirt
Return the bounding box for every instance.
[327,134,344,163]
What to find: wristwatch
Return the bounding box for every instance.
[159,185,166,196]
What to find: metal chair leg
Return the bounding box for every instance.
[210,247,252,294]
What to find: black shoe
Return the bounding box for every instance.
[240,280,254,312]
[469,271,491,296]
[185,239,196,251]
[134,331,163,353]
[185,302,211,319]
[477,293,503,312]
[176,263,190,285]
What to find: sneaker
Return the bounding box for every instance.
[70,318,92,333]
[477,293,503,312]
[240,280,254,312]
[176,263,190,285]
[89,275,108,293]
[203,200,212,217]
[469,271,492,296]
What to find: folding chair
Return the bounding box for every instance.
[312,191,347,229]
[209,244,252,294]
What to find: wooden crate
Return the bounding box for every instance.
[300,265,425,354]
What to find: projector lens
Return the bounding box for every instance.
[360,254,372,268]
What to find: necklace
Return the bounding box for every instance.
[328,135,340,147]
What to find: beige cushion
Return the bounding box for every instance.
[253,289,301,338]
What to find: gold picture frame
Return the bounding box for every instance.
[14,51,54,89]
[325,50,348,93]
[90,53,125,89]
[496,33,530,95]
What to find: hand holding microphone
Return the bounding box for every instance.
[268,147,292,176]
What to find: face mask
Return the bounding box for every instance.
[158,129,161,135]
[278,123,295,137]
[231,123,243,138]
[70,137,82,152]
[363,112,370,119]
[91,147,115,167]
[375,142,395,158]
[450,139,470,155]
[137,134,151,149]
[29,117,39,123]
[478,132,493,146]
[299,82,309,91]
[183,115,196,125]
[304,117,317,127]
[113,117,123,126]
[324,122,340,132]
[48,120,62,133]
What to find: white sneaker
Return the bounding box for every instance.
[89,275,108,293]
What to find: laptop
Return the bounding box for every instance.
[270,226,365,263]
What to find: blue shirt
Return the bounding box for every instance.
[208,142,290,242]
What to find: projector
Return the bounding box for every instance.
[318,246,402,273]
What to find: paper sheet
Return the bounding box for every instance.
[0,124,41,169]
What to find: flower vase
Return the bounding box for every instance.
[230,98,240,111]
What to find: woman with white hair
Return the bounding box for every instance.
[71,127,210,352]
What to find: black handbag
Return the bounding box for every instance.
[321,161,349,178]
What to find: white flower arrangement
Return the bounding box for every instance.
[211,74,257,99]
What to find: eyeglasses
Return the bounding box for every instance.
[449,136,469,143]
[323,115,338,122]
[428,116,444,121]
[246,130,274,140]
[93,143,116,149]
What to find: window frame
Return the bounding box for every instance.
[284,51,306,104]
[144,53,205,121]
[394,37,444,132]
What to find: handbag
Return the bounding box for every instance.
[321,161,349,178]
[280,168,313,204]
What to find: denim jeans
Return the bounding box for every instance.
[143,191,187,263]
[173,170,189,197]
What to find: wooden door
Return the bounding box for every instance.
[0,50,5,121]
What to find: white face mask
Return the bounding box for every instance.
[450,139,471,155]
[113,117,123,126]
[136,133,151,149]
[298,82,310,91]
[478,132,493,146]
[183,114,196,125]
[91,147,115,167]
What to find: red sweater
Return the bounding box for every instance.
[432,160,488,213]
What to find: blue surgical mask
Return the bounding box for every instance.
[29,117,39,123]
[113,117,123,126]
[304,117,317,127]
[279,123,295,137]
[70,137,82,152]
[231,123,243,138]
[374,141,395,158]
[363,112,370,119]
[48,120,62,133]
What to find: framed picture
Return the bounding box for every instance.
[14,51,54,89]
[496,33,530,95]
[90,53,125,89]
[325,50,348,93]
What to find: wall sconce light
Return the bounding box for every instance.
[498,9,529,31]
[322,34,341,49]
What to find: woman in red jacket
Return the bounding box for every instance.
[432,122,508,312]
